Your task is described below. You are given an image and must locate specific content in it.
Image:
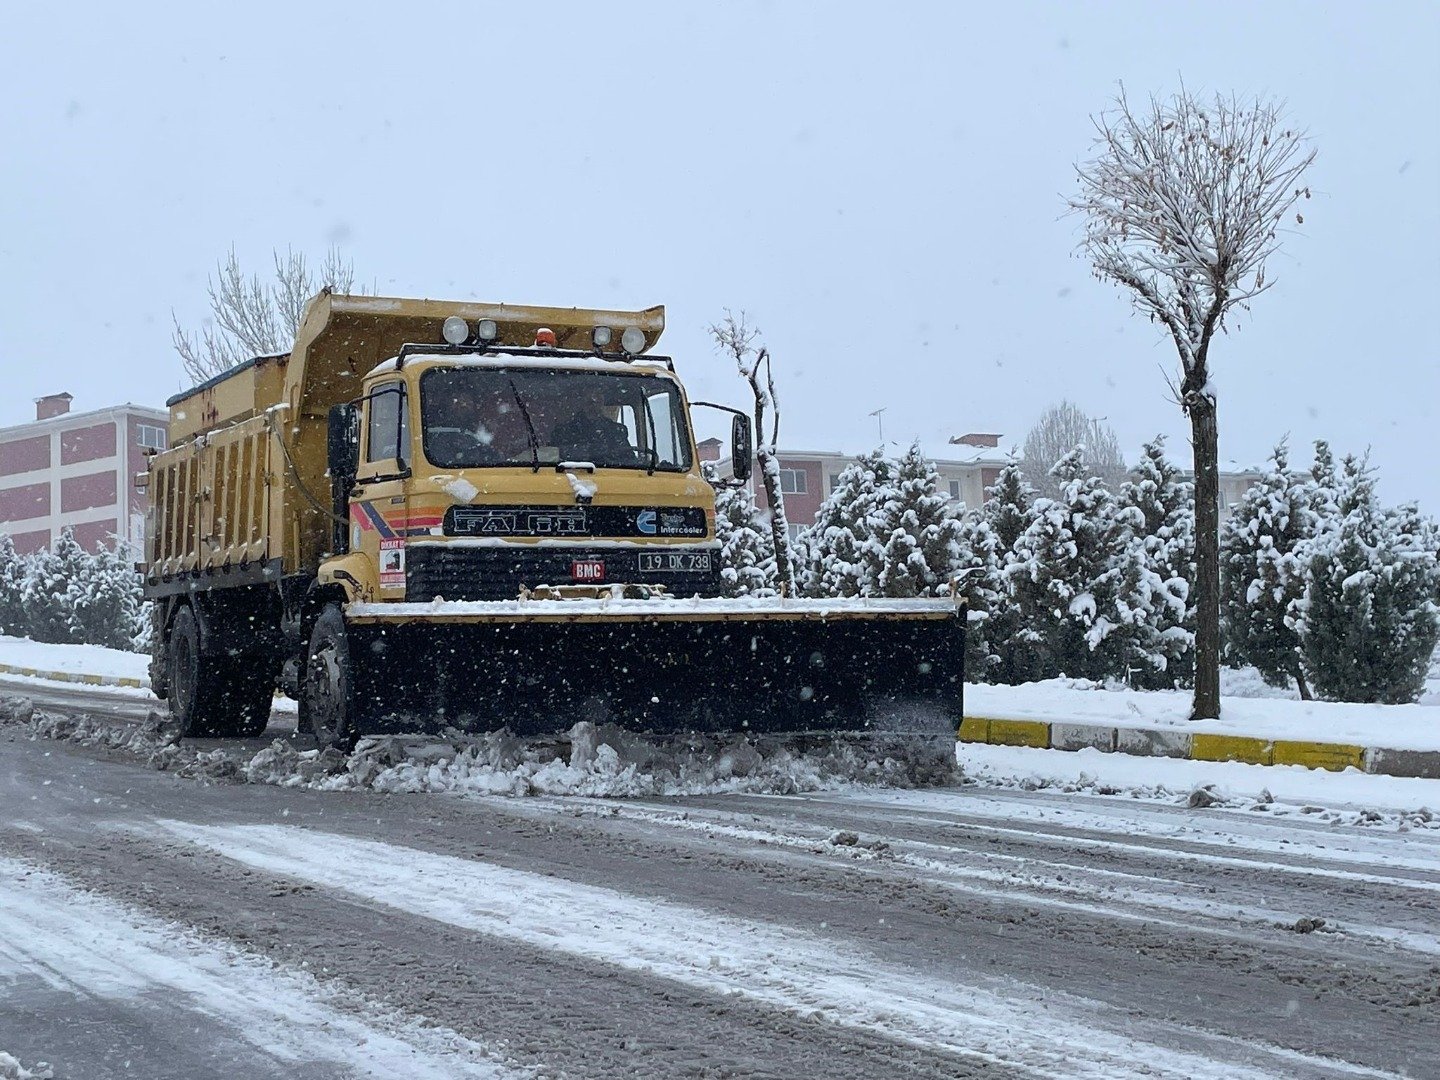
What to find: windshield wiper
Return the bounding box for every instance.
[508,378,541,473]
[641,395,661,476]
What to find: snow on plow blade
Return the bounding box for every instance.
[343,596,965,779]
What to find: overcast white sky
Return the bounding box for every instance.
[3,2,1437,507]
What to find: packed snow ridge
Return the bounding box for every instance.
[1,698,951,797]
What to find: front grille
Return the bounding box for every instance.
[405,544,719,602]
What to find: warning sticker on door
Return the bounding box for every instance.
[379,539,406,591]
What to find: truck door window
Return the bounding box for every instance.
[366,383,408,463]
[645,390,683,466]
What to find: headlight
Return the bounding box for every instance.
[476,318,499,343]
[441,316,469,345]
[620,326,646,354]
[593,326,613,348]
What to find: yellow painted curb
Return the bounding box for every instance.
[0,661,146,691]
[1191,733,1274,765]
[1271,740,1364,772]
[957,716,990,742]
[987,718,1050,749]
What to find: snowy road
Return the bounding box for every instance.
[1,692,1437,1078]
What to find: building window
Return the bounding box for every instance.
[829,472,842,493]
[948,480,961,499]
[786,523,805,542]
[137,423,167,451]
[778,468,807,495]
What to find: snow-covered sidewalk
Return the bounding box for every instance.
[965,678,1440,778]
[0,635,148,689]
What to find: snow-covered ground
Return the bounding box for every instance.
[968,671,1440,750]
[958,742,1439,827]
[0,857,518,1078]
[0,634,148,683]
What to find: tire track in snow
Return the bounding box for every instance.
[0,856,521,1080]
[140,820,1400,1080]
[564,799,1440,958]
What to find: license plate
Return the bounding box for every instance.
[638,551,712,573]
[571,559,606,582]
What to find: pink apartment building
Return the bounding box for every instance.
[0,393,168,554]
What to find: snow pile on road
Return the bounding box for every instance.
[0,1052,52,1080]
[3,697,952,796]
[5,699,247,782]
[250,721,952,796]
[959,742,1440,830]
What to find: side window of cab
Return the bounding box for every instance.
[366,383,409,465]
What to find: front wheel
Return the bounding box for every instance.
[305,604,357,750]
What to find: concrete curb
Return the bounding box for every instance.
[959,717,1440,781]
[0,662,147,690]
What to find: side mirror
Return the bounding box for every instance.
[327,403,360,482]
[731,413,753,483]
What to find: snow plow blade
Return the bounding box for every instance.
[341,597,965,774]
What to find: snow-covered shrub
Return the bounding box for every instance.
[1293,455,1440,703]
[1110,436,1194,689]
[874,443,967,598]
[710,473,778,598]
[0,534,25,637]
[799,448,896,597]
[7,528,150,651]
[1220,441,1317,698]
[19,535,74,643]
[800,443,966,600]
[970,458,1039,684]
[1005,448,1127,681]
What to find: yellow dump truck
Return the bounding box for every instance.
[143,292,965,753]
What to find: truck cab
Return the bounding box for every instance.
[321,329,754,606]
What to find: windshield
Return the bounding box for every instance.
[420,367,692,472]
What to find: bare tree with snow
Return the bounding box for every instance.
[709,311,796,595]
[1068,86,1315,720]
[172,246,361,384]
[1022,400,1126,498]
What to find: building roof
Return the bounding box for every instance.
[0,401,168,439]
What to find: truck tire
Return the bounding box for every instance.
[167,606,222,737]
[213,667,274,739]
[305,604,357,751]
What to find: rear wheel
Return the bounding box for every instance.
[167,606,275,738]
[219,666,274,738]
[305,604,357,750]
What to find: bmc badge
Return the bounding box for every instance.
[379,538,406,592]
[572,559,605,583]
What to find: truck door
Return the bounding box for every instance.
[353,381,412,597]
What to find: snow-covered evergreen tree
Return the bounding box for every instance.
[799,449,896,598]
[1111,436,1195,688]
[1308,439,1340,523]
[1005,448,1125,681]
[985,457,1035,555]
[711,476,778,598]
[1294,456,1440,703]
[972,458,1038,683]
[0,535,27,638]
[954,510,1005,681]
[874,443,967,598]
[1219,441,1316,697]
[68,539,146,651]
[20,534,75,643]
